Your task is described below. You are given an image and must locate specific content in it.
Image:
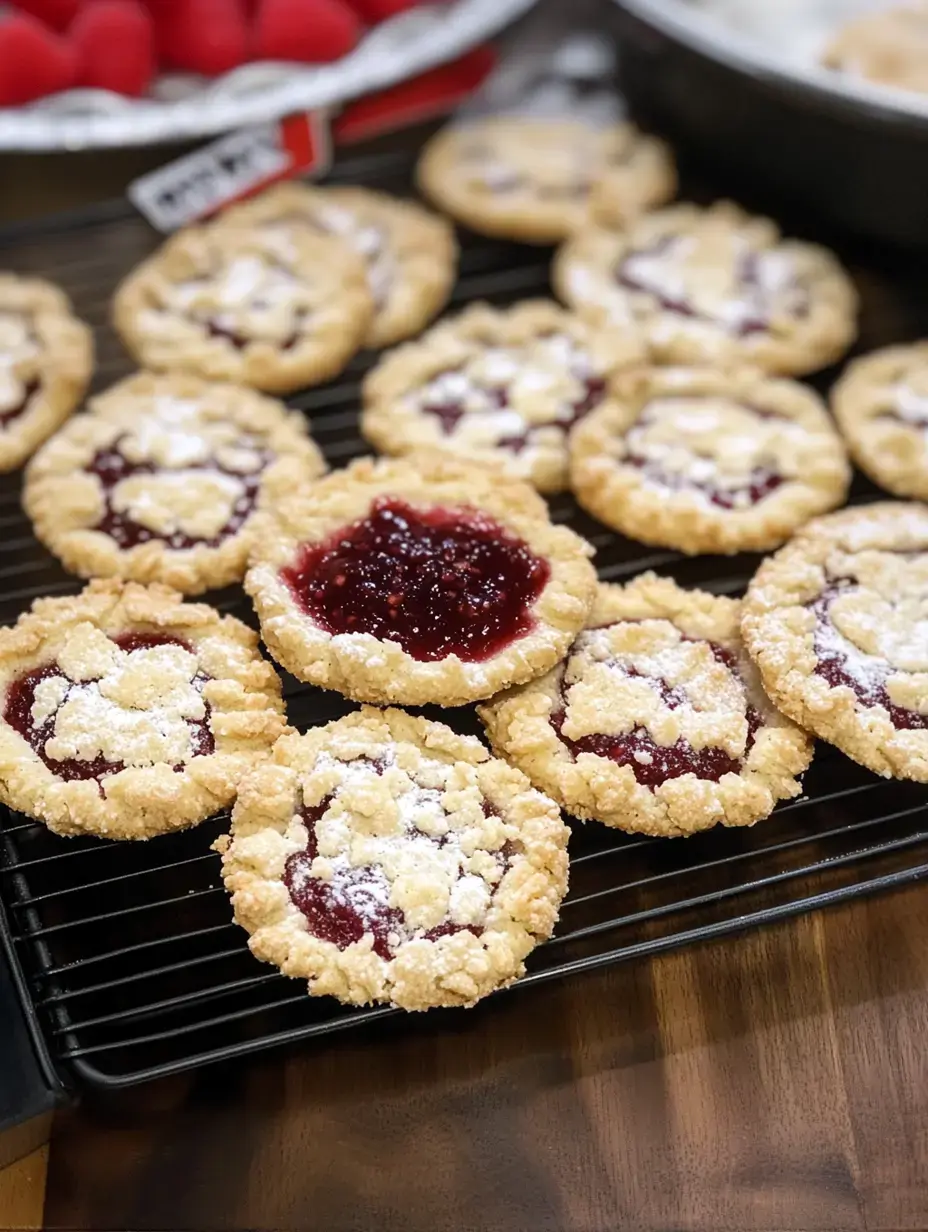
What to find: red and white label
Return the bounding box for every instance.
[129,111,332,233]
[128,46,496,233]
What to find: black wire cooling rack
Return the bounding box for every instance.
[1,144,927,1091]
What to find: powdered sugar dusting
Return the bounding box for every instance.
[285,747,515,958]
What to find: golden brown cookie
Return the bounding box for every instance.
[0,579,288,839]
[24,371,326,595]
[480,575,812,837]
[742,502,928,782]
[216,707,569,1011]
[0,273,93,473]
[822,2,928,95]
[831,342,928,501]
[217,183,458,349]
[416,117,676,244]
[244,453,597,707]
[553,200,857,376]
[569,366,851,555]
[112,225,373,394]
[361,300,646,493]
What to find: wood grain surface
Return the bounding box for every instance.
[38,882,928,1232]
[0,1148,46,1230]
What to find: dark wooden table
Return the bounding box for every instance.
[0,144,927,1232]
[16,881,924,1231]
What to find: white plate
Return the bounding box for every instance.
[615,0,928,123]
[0,0,536,152]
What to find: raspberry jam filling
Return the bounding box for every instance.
[551,638,761,788]
[0,378,40,427]
[85,435,269,550]
[284,778,508,959]
[3,632,214,784]
[421,367,607,455]
[280,497,550,662]
[616,241,808,337]
[810,581,928,730]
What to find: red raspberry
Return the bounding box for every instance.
[344,0,424,21]
[0,12,75,105]
[71,0,155,97]
[156,0,248,76]
[9,0,81,33]
[253,0,361,63]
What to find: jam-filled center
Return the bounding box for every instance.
[551,627,761,789]
[280,497,551,663]
[810,572,928,730]
[624,395,788,509]
[419,339,607,456]
[282,757,515,959]
[85,430,270,551]
[616,232,809,337]
[3,632,214,784]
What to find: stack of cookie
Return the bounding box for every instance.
[0,111,924,1016]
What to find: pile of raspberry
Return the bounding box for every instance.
[0,0,426,105]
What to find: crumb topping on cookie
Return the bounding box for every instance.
[0,579,287,838]
[569,367,850,555]
[615,226,807,339]
[832,343,928,501]
[554,201,857,375]
[24,372,325,594]
[362,301,645,493]
[217,707,569,1009]
[480,574,812,837]
[550,621,762,787]
[410,333,606,447]
[0,309,40,426]
[5,630,213,782]
[417,118,676,244]
[216,184,457,349]
[742,502,928,780]
[0,274,93,473]
[113,227,372,393]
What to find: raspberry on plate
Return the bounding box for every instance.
[253,0,362,63]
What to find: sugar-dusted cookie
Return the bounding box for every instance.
[417,117,676,243]
[832,342,928,501]
[569,365,850,554]
[480,575,812,837]
[0,579,287,839]
[362,300,645,493]
[25,371,326,595]
[0,273,92,473]
[554,201,857,375]
[112,225,373,393]
[216,707,569,1010]
[217,183,457,349]
[742,502,928,781]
